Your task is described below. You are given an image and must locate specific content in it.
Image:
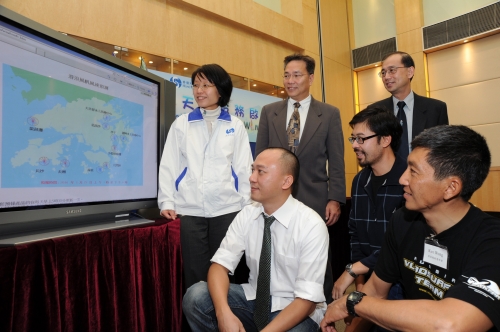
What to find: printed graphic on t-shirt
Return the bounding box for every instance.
[462,276,500,301]
[404,258,455,299]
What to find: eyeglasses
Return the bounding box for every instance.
[348,134,378,144]
[192,83,215,90]
[378,66,406,78]
[283,73,307,80]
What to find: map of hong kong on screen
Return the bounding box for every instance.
[2,64,144,190]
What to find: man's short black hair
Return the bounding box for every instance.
[411,125,491,201]
[284,54,315,75]
[265,147,300,196]
[381,51,415,81]
[191,64,233,107]
[349,107,402,152]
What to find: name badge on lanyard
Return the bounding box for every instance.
[423,235,449,269]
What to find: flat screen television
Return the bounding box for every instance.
[0,5,176,245]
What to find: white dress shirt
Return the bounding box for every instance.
[211,195,329,325]
[392,90,414,152]
[286,95,311,141]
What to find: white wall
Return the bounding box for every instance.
[253,0,281,13]
[352,0,397,48]
[357,66,391,110]
[427,33,500,166]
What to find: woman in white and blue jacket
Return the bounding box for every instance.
[158,64,253,289]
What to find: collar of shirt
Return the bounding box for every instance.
[288,95,311,109]
[391,90,414,113]
[254,194,296,229]
[392,90,414,144]
[286,95,311,139]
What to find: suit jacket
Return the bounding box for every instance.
[369,93,448,140]
[255,97,346,217]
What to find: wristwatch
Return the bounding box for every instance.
[345,263,358,278]
[346,291,366,317]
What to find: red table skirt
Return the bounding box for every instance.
[0,219,182,332]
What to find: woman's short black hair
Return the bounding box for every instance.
[191,64,233,107]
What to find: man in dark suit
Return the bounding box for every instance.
[256,54,346,303]
[369,51,448,160]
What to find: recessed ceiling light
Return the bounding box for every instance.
[184,67,188,70]
[464,40,468,43]
[253,84,257,87]
[280,91,284,93]
[113,51,119,54]
[149,61,153,64]
[138,56,142,60]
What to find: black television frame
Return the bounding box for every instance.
[0,5,176,244]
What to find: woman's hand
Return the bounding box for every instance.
[160,209,177,219]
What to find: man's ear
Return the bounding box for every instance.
[407,66,415,80]
[381,135,392,148]
[308,73,314,86]
[282,175,294,191]
[443,176,463,201]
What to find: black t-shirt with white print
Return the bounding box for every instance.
[375,205,500,331]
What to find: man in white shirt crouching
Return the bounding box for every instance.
[183,147,329,331]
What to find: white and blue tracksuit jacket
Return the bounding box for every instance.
[158,107,253,217]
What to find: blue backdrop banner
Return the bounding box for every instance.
[150,70,281,143]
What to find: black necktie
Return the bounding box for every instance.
[286,102,301,154]
[397,101,409,159]
[253,214,275,331]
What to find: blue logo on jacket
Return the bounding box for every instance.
[226,128,235,135]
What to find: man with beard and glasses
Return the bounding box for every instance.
[332,107,405,331]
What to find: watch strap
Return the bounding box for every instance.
[346,291,366,317]
[345,263,358,278]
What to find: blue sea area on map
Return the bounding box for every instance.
[1,64,144,188]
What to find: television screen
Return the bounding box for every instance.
[0,6,175,244]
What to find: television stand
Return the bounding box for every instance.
[0,214,154,246]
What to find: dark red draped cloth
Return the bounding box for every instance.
[0,219,182,332]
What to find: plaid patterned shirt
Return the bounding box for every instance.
[348,155,407,271]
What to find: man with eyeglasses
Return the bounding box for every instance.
[256,53,346,304]
[332,107,406,331]
[369,51,448,160]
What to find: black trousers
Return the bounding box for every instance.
[180,211,239,290]
[324,249,334,304]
